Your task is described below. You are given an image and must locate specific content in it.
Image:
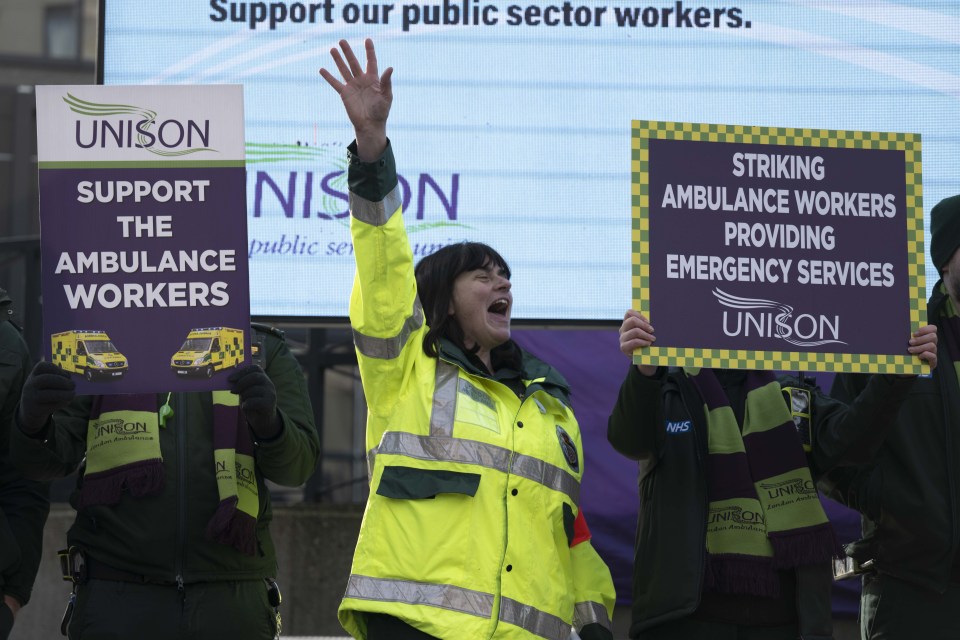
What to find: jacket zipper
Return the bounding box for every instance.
[677,377,709,605]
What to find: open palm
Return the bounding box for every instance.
[320,39,393,151]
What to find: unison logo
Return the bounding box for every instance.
[65,93,216,157]
[714,288,846,347]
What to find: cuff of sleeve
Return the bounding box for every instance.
[627,362,666,384]
[347,139,398,202]
[253,412,288,447]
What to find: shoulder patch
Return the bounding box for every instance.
[555,425,580,473]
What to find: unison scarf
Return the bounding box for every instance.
[686,368,838,597]
[78,391,259,555]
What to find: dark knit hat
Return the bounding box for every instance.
[930,195,960,270]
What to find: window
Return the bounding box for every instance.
[45,5,79,60]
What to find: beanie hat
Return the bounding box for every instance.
[930,195,960,271]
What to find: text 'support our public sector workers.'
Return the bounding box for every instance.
[208,0,751,32]
[662,151,897,288]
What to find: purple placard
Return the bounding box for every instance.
[39,166,250,393]
[632,122,925,373]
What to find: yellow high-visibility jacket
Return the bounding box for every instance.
[338,142,616,640]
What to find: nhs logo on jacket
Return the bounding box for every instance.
[666,420,691,434]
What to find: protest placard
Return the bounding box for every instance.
[632,121,925,374]
[36,85,250,393]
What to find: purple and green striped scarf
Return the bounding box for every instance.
[686,367,838,597]
[78,392,259,555]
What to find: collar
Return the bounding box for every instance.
[438,338,571,404]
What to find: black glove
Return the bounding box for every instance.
[17,361,76,436]
[227,364,281,440]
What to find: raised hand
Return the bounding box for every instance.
[319,38,393,161]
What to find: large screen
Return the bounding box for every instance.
[100,1,959,322]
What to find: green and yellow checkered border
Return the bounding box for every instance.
[630,120,925,374]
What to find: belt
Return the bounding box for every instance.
[84,557,177,586]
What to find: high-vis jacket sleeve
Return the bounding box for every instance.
[569,510,616,640]
[347,141,426,445]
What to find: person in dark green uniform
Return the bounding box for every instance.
[609,308,936,640]
[0,288,49,640]
[12,323,318,640]
[823,194,960,640]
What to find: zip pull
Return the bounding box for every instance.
[159,392,173,428]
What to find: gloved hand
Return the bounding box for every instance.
[227,365,281,440]
[17,361,75,436]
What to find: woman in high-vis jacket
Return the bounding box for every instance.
[320,39,616,640]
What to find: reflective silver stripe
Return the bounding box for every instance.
[353,297,424,360]
[345,574,494,618]
[573,601,610,631]
[510,453,580,506]
[374,432,579,505]
[376,431,512,473]
[458,378,497,412]
[349,185,402,227]
[430,361,459,437]
[499,597,570,640]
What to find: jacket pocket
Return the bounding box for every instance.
[376,466,481,500]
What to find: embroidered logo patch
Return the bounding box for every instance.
[556,425,579,472]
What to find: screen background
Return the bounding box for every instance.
[100,0,960,322]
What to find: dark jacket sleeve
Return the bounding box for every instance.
[0,471,48,606]
[252,330,320,487]
[806,373,913,477]
[607,365,666,461]
[10,393,91,482]
[0,321,50,607]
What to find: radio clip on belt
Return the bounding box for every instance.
[57,546,86,636]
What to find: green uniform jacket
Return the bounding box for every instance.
[11,325,318,583]
[823,282,960,593]
[0,291,49,606]
[608,365,914,638]
[338,142,616,640]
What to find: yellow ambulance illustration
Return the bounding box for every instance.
[170,327,244,378]
[51,330,128,381]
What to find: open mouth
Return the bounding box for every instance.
[488,298,510,316]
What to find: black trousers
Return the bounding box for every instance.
[367,613,440,640]
[636,618,799,640]
[67,579,277,640]
[861,573,960,640]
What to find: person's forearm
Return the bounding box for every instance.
[354,125,386,162]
